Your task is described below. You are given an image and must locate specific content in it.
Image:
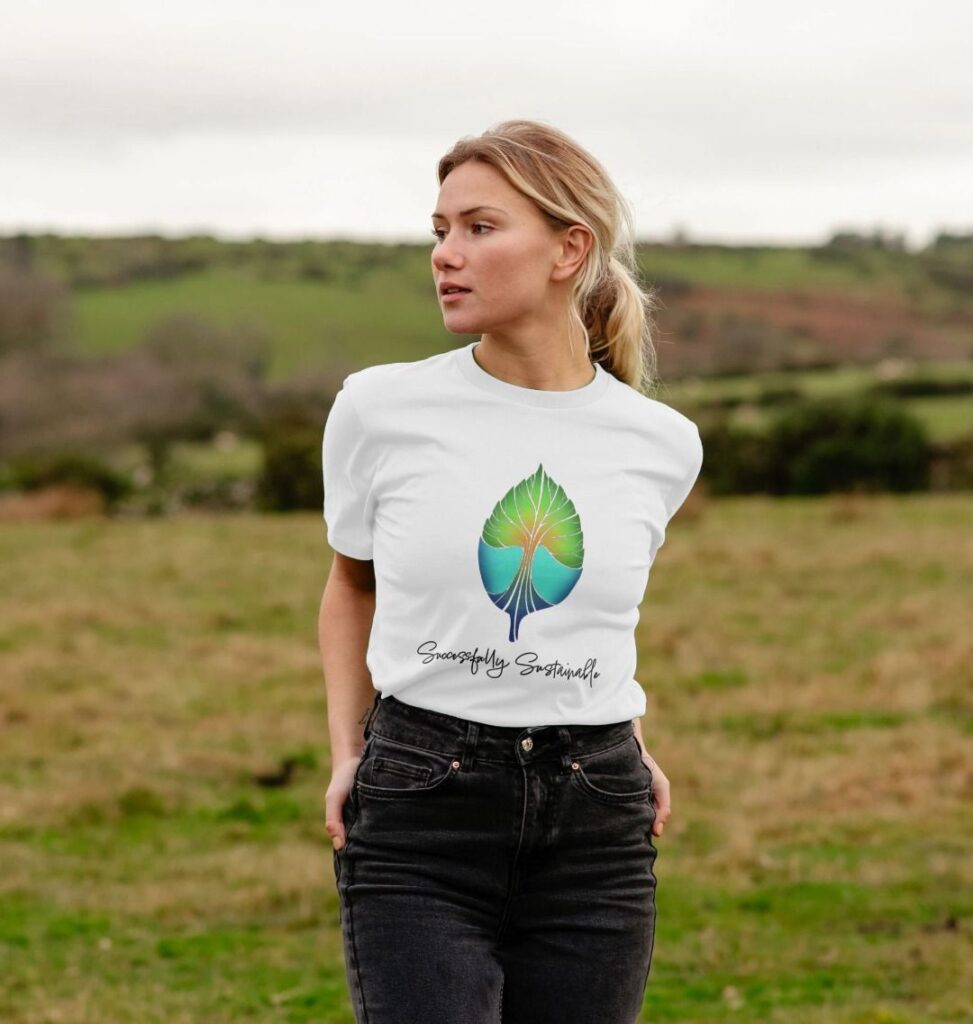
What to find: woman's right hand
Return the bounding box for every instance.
[326,753,363,851]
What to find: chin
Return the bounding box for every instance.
[442,315,485,334]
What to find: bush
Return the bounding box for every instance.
[254,413,323,512]
[6,450,133,508]
[755,386,803,407]
[919,248,973,294]
[869,376,973,398]
[697,419,772,495]
[930,434,973,491]
[765,396,931,494]
[0,267,73,354]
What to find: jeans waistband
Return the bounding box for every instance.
[363,693,637,766]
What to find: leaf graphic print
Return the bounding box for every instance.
[477,464,584,642]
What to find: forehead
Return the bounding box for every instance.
[433,160,521,217]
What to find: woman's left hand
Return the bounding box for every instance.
[639,751,671,837]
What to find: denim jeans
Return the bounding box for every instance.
[333,693,659,1024]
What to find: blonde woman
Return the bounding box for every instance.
[320,119,703,1024]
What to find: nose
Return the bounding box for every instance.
[432,236,463,272]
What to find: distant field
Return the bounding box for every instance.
[61,239,971,382]
[636,243,923,292]
[1,495,970,1022]
[64,267,973,453]
[70,264,454,381]
[664,362,973,442]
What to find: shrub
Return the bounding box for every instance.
[869,376,973,398]
[0,267,72,354]
[697,419,772,495]
[254,413,323,512]
[755,386,803,407]
[6,450,132,508]
[765,396,931,494]
[929,434,973,491]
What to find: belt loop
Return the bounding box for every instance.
[464,721,479,767]
[557,726,574,770]
[362,691,381,740]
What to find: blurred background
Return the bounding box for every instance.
[1,2,970,1022]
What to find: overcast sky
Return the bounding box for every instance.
[3,0,971,248]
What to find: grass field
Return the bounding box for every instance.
[1,495,971,1022]
[59,258,973,460]
[70,264,450,381]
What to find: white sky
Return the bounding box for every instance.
[2,0,971,248]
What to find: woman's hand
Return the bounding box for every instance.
[325,753,363,851]
[640,750,671,837]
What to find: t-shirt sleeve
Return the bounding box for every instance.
[662,420,704,522]
[322,383,377,559]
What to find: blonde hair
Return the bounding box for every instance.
[437,118,660,395]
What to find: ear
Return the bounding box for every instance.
[551,223,594,283]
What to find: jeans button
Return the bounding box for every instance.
[521,737,533,752]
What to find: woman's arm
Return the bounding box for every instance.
[633,715,670,837]
[632,717,647,756]
[319,552,378,761]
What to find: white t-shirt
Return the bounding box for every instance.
[322,340,703,727]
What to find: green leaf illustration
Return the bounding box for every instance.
[477,463,584,642]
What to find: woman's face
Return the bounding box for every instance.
[431,160,573,336]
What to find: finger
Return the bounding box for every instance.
[325,797,348,847]
[651,800,670,837]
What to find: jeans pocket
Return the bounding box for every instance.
[571,735,654,805]
[356,734,461,799]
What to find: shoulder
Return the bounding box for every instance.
[652,398,702,465]
[644,393,700,440]
[338,347,455,410]
[609,385,704,515]
[608,377,702,455]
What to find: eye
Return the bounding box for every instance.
[430,223,493,242]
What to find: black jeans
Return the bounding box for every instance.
[333,694,659,1024]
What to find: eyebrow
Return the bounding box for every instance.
[430,205,506,220]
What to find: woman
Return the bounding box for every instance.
[319,119,703,1024]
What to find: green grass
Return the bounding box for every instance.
[71,264,458,381]
[1,497,971,1021]
[638,243,920,292]
[671,361,973,403]
[665,362,973,441]
[54,241,973,449]
[899,396,973,442]
[166,438,264,481]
